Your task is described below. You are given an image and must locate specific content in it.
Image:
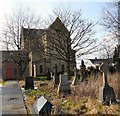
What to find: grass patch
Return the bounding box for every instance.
[34,76,47,81]
[25,89,45,97]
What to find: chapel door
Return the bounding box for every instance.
[6,68,12,79]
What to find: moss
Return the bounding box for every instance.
[25,89,46,97]
[0,81,6,85]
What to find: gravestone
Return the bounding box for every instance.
[25,76,34,90]
[53,67,59,87]
[80,60,87,82]
[33,96,53,115]
[33,64,36,77]
[29,61,33,76]
[98,60,116,105]
[57,74,71,95]
[46,69,51,80]
[71,67,78,86]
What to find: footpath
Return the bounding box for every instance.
[0,81,27,115]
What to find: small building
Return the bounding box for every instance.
[1,51,19,80]
[89,58,113,67]
[33,96,53,115]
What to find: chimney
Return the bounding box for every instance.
[95,57,97,59]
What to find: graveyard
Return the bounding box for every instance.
[19,72,120,115]
[1,1,120,115]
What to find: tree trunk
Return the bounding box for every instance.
[18,64,22,80]
[66,61,70,80]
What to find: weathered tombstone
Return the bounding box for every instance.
[25,76,34,90]
[33,64,36,77]
[46,68,51,80]
[98,60,116,105]
[53,66,59,87]
[80,60,87,82]
[71,67,78,86]
[57,74,71,95]
[29,61,33,77]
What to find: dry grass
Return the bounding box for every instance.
[19,73,120,115]
[71,73,120,100]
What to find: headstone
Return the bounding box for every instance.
[46,69,51,80]
[25,76,34,90]
[57,74,71,95]
[33,64,36,77]
[98,60,116,105]
[80,60,87,82]
[53,66,59,87]
[71,67,78,86]
[33,96,53,115]
[29,61,33,76]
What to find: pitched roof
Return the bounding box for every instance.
[89,58,112,65]
[48,17,68,32]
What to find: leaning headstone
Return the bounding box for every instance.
[57,74,71,95]
[33,95,53,115]
[25,76,34,90]
[98,60,116,105]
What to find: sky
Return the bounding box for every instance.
[0,0,116,67]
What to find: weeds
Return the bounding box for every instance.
[19,73,120,114]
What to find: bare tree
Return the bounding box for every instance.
[101,1,120,71]
[46,6,98,78]
[99,35,116,59]
[101,1,120,39]
[2,8,42,79]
